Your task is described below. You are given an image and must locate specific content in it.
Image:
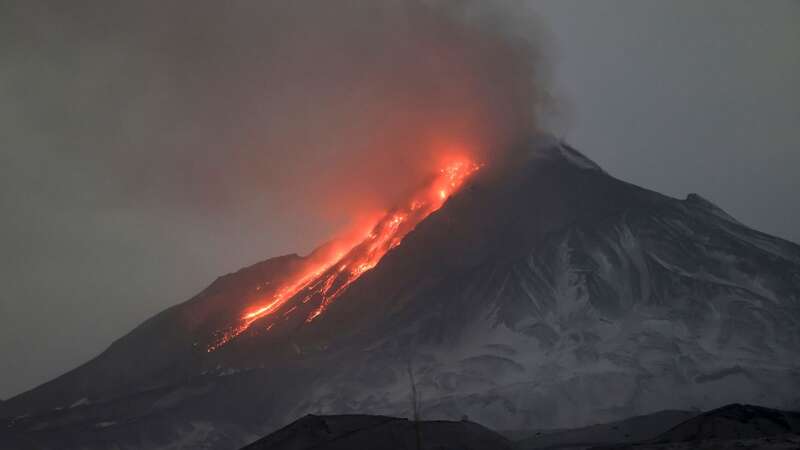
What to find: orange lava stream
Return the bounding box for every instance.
[207,157,479,351]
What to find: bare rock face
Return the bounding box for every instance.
[2,138,800,449]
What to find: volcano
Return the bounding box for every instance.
[2,137,799,450]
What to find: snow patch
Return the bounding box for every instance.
[69,398,89,408]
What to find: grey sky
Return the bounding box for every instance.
[1,1,798,399]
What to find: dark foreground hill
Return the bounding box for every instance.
[652,403,800,443]
[240,414,512,450]
[241,404,800,450]
[592,404,800,450]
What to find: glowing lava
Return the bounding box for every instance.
[208,157,480,351]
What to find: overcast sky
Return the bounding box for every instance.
[1,0,798,399]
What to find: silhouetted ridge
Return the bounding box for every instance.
[241,414,511,450]
[653,404,800,443]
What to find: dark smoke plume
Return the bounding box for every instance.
[0,0,554,397]
[2,0,553,229]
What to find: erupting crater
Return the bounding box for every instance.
[208,156,480,351]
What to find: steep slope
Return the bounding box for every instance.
[267,140,800,429]
[0,253,306,413]
[2,138,799,450]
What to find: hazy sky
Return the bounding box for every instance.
[1,0,798,399]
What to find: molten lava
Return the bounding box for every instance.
[208,157,480,351]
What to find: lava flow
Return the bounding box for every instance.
[208,157,480,351]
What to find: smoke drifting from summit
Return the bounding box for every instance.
[0,0,553,397]
[4,0,553,225]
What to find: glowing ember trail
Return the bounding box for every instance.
[208,157,480,351]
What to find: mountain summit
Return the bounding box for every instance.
[2,138,799,450]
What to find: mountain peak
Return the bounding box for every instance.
[511,134,605,173]
[683,192,739,223]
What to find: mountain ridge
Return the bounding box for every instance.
[2,138,799,449]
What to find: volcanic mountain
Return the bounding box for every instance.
[2,137,799,450]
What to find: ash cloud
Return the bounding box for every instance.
[0,0,553,397]
[3,0,553,223]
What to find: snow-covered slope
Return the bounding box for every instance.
[2,138,799,449]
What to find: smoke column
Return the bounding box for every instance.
[3,0,553,228]
[0,0,554,396]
